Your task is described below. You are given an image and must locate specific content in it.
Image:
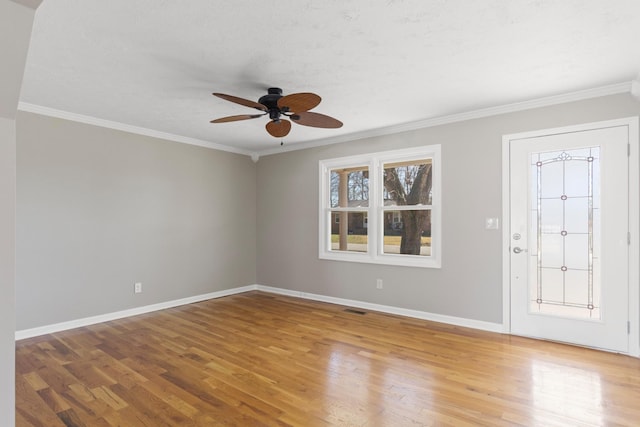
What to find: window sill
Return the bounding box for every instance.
[319,251,441,268]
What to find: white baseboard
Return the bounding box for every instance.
[16,283,503,340]
[15,285,258,340]
[256,285,504,333]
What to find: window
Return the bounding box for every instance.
[319,145,441,268]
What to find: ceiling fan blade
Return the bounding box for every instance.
[266,119,291,138]
[278,92,321,112]
[210,114,265,123]
[290,111,343,128]
[213,93,267,111]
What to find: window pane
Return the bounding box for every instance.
[330,211,368,252]
[382,210,431,256]
[383,160,432,206]
[330,167,369,208]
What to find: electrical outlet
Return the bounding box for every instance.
[376,279,383,289]
[134,282,142,294]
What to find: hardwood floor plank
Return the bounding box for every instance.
[15,374,66,427]
[138,380,200,418]
[37,387,71,413]
[56,408,87,427]
[22,371,48,391]
[83,349,149,390]
[16,291,640,426]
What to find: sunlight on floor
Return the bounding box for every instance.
[531,360,603,426]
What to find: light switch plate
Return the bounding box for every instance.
[485,217,499,230]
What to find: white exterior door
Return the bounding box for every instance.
[505,118,638,354]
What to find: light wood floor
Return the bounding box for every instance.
[15,291,640,426]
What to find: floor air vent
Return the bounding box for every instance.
[344,308,366,315]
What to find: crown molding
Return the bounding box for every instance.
[19,81,633,161]
[632,74,640,101]
[10,0,42,9]
[256,81,634,157]
[17,102,255,157]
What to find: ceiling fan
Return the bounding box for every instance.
[210,87,343,138]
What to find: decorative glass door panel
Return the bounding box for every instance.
[529,147,600,320]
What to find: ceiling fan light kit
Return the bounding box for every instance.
[211,87,342,138]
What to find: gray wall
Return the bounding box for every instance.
[0,0,38,119]
[256,93,640,324]
[1,1,39,425]
[0,118,17,427]
[16,112,257,330]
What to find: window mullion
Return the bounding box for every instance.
[369,158,380,259]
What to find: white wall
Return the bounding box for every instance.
[16,112,257,330]
[256,93,640,325]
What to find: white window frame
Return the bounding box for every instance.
[319,145,441,268]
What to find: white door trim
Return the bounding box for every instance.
[502,117,640,357]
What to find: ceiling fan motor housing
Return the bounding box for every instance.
[258,88,285,121]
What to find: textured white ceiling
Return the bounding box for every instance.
[19,0,640,154]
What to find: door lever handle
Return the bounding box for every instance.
[512,246,527,254]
